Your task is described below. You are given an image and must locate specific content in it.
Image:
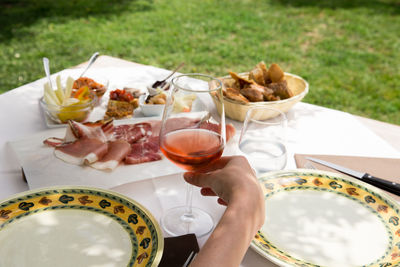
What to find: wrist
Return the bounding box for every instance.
[228,179,265,232]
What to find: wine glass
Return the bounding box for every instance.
[159,73,225,237]
[238,106,287,175]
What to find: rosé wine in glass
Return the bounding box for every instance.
[160,128,224,171]
[159,73,225,237]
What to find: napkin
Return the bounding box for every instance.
[294,154,400,201]
[159,234,200,267]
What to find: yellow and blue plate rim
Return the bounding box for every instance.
[0,185,164,267]
[251,169,400,267]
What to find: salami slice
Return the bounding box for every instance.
[113,123,152,144]
[125,137,162,165]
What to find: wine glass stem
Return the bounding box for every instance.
[182,182,194,222]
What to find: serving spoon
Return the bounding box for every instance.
[151,62,185,89]
[42,57,54,90]
[79,52,100,78]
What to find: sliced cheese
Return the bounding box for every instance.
[55,75,65,103]
[44,82,61,105]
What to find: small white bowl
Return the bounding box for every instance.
[139,94,165,117]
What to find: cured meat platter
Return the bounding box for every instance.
[9,118,181,190]
[9,118,237,190]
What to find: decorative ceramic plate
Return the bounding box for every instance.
[252,169,400,267]
[0,186,163,267]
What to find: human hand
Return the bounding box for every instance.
[183,156,265,229]
[185,156,265,267]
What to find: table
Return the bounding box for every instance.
[75,56,400,152]
[1,55,400,266]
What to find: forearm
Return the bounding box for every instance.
[191,202,259,267]
[184,156,265,266]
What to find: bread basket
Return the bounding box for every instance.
[211,72,308,121]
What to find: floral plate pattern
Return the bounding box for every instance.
[251,169,400,267]
[0,186,163,267]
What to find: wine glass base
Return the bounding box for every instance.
[161,206,214,238]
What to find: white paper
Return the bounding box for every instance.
[8,126,181,190]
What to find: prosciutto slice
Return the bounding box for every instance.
[90,140,131,171]
[68,120,111,143]
[43,137,64,147]
[54,137,109,165]
[199,121,236,142]
[43,120,114,146]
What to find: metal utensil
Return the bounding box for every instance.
[79,52,100,78]
[42,57,54,90]
[183,251,197,267]
[151,62,185,89]
[306,157,400,196]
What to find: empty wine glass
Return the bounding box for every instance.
[159,73,225,237]
[239,106,287,174]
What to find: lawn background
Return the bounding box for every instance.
[1,0,399,124]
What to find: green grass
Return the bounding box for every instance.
[1,0,399,124]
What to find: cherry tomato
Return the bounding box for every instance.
[109,89,134,102]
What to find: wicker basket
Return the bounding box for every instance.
[211,72,309,121]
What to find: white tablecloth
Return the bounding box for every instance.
[1,64,400,267]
